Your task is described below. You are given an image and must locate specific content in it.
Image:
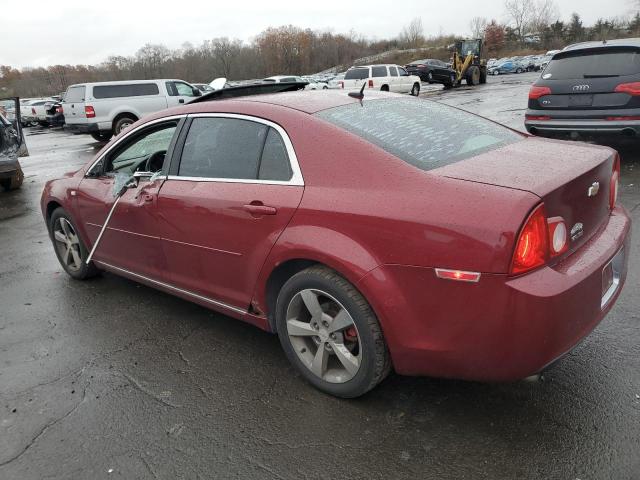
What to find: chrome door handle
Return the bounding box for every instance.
[243,204,277,216]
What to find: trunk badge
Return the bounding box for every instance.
[571,223,584,241]
[588,182,600,197]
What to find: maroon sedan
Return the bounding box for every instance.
[41,88,630,398]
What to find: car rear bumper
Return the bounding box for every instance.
[525,111,640,136]
[357,206,631,381]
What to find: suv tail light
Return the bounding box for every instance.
[528,86,551,99]
[610,155,620,210]
[339,81,344,89]
[368,79,374,88]
[85,105,95,118]
[614,82,640,96]
[31,107,36,115]
[56,106,63,114]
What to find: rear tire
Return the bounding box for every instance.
[90,131,112,142]
[49,207,99,280]
[411,83,420,96]
[380,85,389,92]
[479,68,487,84]
[113,116,136,136]
[275,265,391,398]
[1,166,24,191]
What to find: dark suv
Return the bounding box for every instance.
[525,39,640,138]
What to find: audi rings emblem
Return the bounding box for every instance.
[572,84,590,92]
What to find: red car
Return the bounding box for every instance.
[41,86,630,398]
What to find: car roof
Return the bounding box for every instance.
[187,89,398,115]
[563,38,640,52]
[67,79,188,88]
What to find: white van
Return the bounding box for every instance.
[62,79,201,141]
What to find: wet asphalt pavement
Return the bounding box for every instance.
[1,72,639,479]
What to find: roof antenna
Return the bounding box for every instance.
[348,82,366,100]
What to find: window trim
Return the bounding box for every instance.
[84,115,187,177]
[168,113,304,186]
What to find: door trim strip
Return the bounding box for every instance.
[94,260,247,315]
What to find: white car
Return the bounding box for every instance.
[327,73,346,89]
[62,79,201,141]
[339,64,421,96]
[263,76,326,90]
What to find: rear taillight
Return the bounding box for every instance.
[85,105,95,118]
[56,106,63,114]
[525,114,551,121]
[511,204,548,275]
[339,81,344,89]
[368,79,374,88]
[614,82,640,96]
[610,155,620,210]
[31,107,36,114]
[547,217,568,256]
[605,115,640,121]
[528,86,551,99]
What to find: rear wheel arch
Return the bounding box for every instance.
[380,84,389,92]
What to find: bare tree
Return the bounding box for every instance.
[469,17,488,38]
[399,17,424,48]
[530,0,559,33]
[504,0,533,43]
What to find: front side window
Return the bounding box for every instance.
[174,82,197,97]
[398,67,409,76]
[316,98,522,171]
[371,66,387,77]
[102,122,177,175]
[178,117,292,181]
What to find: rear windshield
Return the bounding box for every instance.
[316,98,522,171]
[544,49,640,79]
[65,86,86,103]
[93,83,160,99]
[344,68,369,80]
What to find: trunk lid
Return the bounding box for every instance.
[435,137,616,260]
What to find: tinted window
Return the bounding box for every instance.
[398,67,409,76]
[93,83,159,99]
[371,66,387,77]
[344,68,369,80]
[259,128,292,181]
[544,49,640,79]
[179,117,268,179]
[105,122,177,175]
[389,67,398,77]
[65,86,85,103]
[316,98,522,171]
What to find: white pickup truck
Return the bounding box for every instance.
[339,64,421,96]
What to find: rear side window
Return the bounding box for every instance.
[316,98,522,171]
[259,128,292,181]
[344,68,369,80]
[65,86,85,103]
[389,67,398,77]
[93,83,159,99]
[371,66,388,77]
[544,49,640,79]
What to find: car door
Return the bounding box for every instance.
[397,67,411,92]
[62,85,87,127]
[156,114,304,311]
[75,118,183,279]
[388,66,400,90]
[165,81,200,107]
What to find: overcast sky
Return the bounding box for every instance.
[1,0,636,68]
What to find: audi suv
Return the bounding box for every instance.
[525,39,640,138]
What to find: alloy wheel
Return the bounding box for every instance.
[53,218,82,272]
[286,288,362,383]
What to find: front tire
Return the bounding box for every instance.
[1,166,24,191]
[275,266,391,398]
[90,131,112,142]
[49,207,98,280]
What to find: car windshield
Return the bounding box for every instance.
[344,68,369,80]
[316,98,522,171]
[544,48,640,79]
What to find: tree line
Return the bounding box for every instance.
[1,2,639,98]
